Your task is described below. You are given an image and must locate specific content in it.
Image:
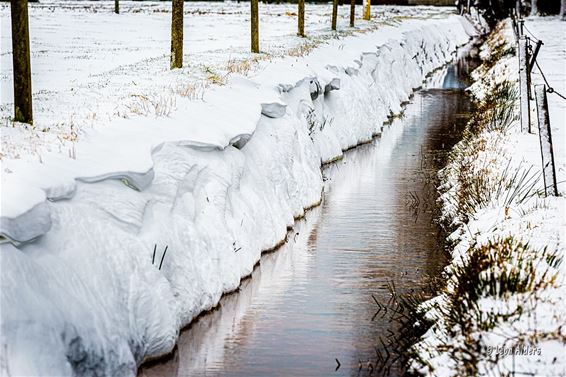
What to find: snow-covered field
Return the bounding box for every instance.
[1,1,460,161]
[411,17,566,377]
[1,2,478,375]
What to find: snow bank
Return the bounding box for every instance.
[1,10,475,376]
[410,18,566,377]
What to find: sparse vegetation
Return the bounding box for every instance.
[411,236,562,376]
[410,21,565,376]
[439,81,541,223]
[303,106,333,141]
[126,94,176,118]
[174,80,208,101]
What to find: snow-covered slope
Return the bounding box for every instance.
[0,9,476,376]
[410,18,566,377]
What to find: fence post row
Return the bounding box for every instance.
[518,37,531,133]
[515,21,559,196]
[251,0,259,53]
[363,0,370,20]
[11,0,33,124]
[170,0,184,68]
[332,0,338,30]
[534,85,558,196]
[298,0,305,37]
[350,0,356,27]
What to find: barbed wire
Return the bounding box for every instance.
[519,30,566,102]
[522,24,541,42]
[533,58,566,101]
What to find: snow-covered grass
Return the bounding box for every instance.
[1,2,479,375]
[410,18,566,377]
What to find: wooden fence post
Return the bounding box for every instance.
[529,40,543,75]
[251,0,259,53]
[534,85,558,196]
[350,0,355,27]
[115,0,119,14]
[518,37,530,133]
[363,0,370,20]
[331,0,338,30]
[11,0,33,124]
[170,0,184,69]
[511,14,519,42]
[298,0,305,37]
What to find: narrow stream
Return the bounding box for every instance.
[140,43,480,377]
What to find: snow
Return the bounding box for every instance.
[1,2,477,375]
[410,17,566,377]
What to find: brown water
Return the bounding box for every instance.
[140,45,479,377]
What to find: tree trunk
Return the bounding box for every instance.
[531,0,538,15]
[363,0,370,20]
[170,0,184,69]
[560,0,566,19]
[331,0,338,30]
[298,0,305,37]
[11,0,33,124]
[251,0,259,53]
[350,0,355,27]
[114,0,119,14]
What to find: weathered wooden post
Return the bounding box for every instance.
[170,0,184,69]
[518,37,530,133]
[534,85,558,196]
[331,0,338,30]
[350,0,355,27]
[511,15,519,42]
[11,0,33,124]
[363,0,370,20]
[528,40,543,75]
[114,0,119,14]
[298,0,305,37]
[251,0,259,53]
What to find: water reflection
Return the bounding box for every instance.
[140,47,478,377]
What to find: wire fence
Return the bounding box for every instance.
[520,22,566,102]
[510,13,560,196]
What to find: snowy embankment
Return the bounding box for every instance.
[410,18,566,376]
[1,4,476,375]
